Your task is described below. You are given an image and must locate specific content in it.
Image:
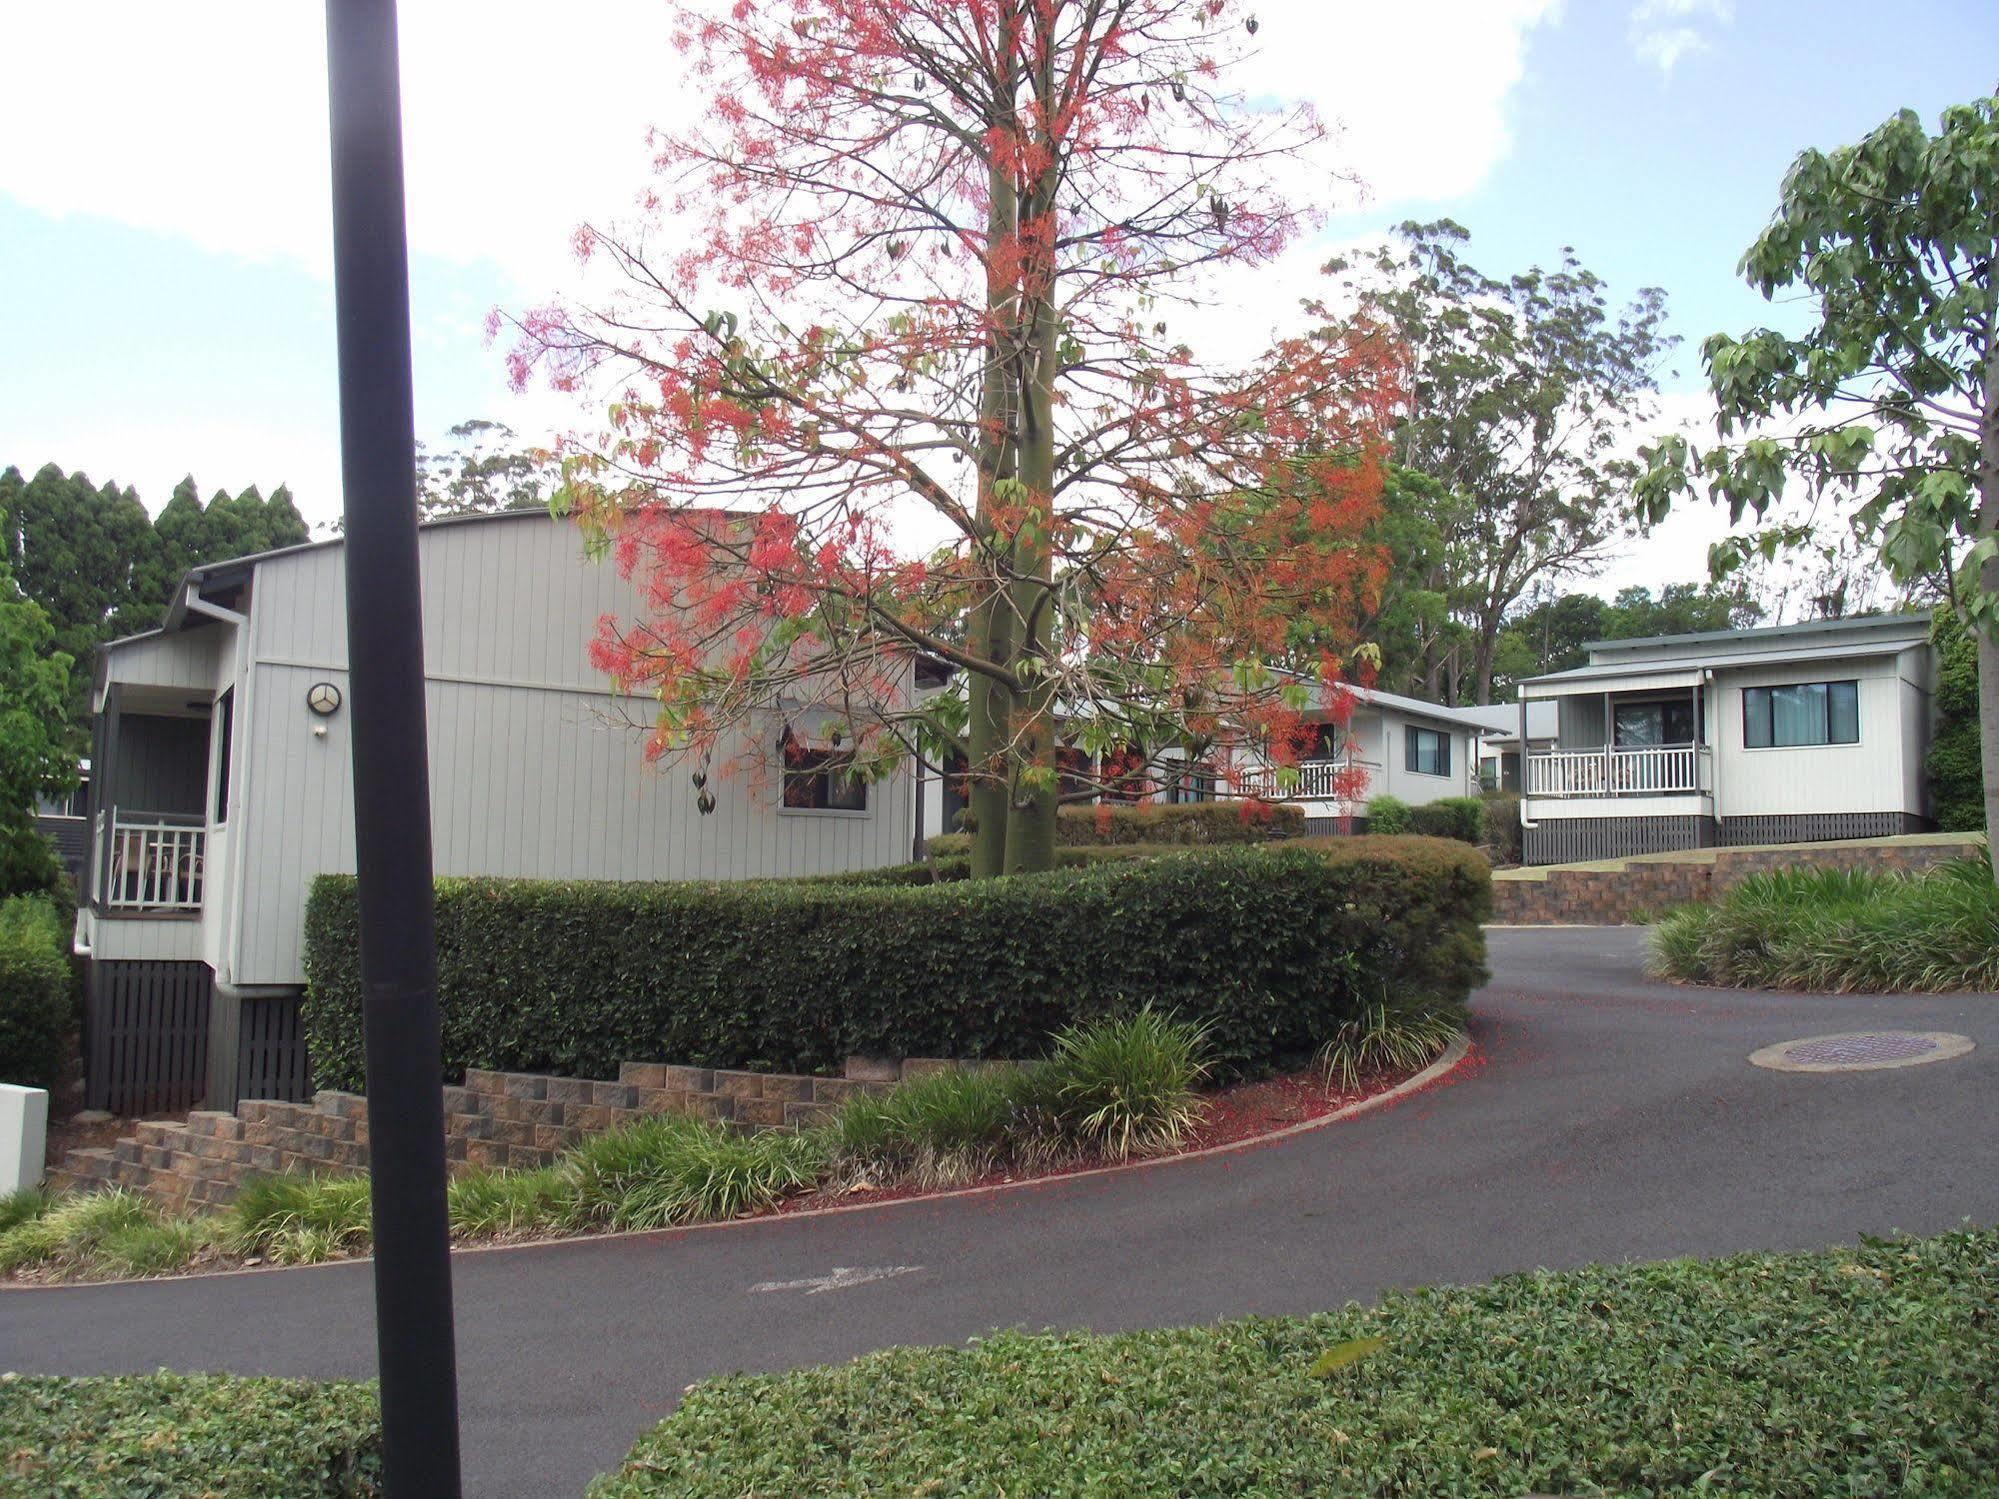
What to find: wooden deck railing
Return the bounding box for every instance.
[96,809,206,913]
[1525,743,1708,798]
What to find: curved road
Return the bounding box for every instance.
[6,927,1997,1496]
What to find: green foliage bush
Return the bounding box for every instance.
[927,801,1303,857]
[1481,792,1523,865]
[589,1226,1999,1498]
[0,892,71,1089]
[807,842,1170,886]
[303,840,1489,1088]
[1403,795,1486,845]
[0,1372,382,1496]
[1362,793,1409,834]
[1927,610,1982,832]
[1650,859,1999,992]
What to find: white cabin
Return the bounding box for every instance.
[76,510,919,1112]
[1512,612,1936,865]
[1229,684,1482,830]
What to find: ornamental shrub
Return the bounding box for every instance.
[1482,793,1523,865]
[1927,610,1982,832]
[303,839,1488,1088]
[0,1373,382,1496]
[926,801,1303,857]
[1362,793,1410,834]
[0,893,70,1090]
[1404,796,1486,845]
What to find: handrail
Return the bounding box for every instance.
[1525,743,1709,798]
[100,809,206,913]
[1231,756,1369,803]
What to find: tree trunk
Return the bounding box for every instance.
[1977,351,1999,884]
[967,76,1021,882]
[1003,43,1060,876]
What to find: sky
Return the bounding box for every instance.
[1,0,1994,603]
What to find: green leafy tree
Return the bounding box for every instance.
[1,464,310,729]
[0,464,156,723]
[1635,96,1999,873]
[1928,608,1981,831]
[414,419,558,519]
[0,558,75,883]
[1318,221,1674,702]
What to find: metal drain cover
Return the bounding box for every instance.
[1749,1030,1975,1073]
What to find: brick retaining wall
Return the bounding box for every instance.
[1491,839,1978,926]
[48,1056,974,1211]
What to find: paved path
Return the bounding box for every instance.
[6,927,1997,1496]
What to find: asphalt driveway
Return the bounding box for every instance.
[5,925,1996,1496]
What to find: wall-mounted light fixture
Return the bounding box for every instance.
[306,682,344,717]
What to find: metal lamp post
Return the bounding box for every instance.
[324,2,464,1492]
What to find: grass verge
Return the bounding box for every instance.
[0,1371,382,1496]
[591,1225,1999,1497]
[1651,859,1999,991]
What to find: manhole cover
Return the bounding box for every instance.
[1749,1030,1975,1074]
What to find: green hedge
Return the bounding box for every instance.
[304,839,1488,1088]
[1481,793,1523,865]
[927,801,1303,857]
[803,843,1171,886]
[0,1372,382,1495]
[591,1226,1999,1497]
[0,893,71,1090]
[1403,796,1486,845]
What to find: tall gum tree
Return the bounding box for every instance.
[506,0,1399,875]
[1634,97,1999,877]
[1316,221,1671,704]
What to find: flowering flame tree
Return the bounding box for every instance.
[507,0,1399,875]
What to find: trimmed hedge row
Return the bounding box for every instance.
[927,800,1304,857]
[0,893,71,1090]
[591,1226,1999,1497]
[0,1372,382,1496]
[807,843,1186,886]
[303,838,1489,1088]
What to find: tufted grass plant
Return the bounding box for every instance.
[0,1185,54,1234]
[1651,858,1999,992]
[567,1113,826,1230]
[1317,999,1466,1093]
[0,1188,204,1279]
[225,1173,374,1264]
[1045,1008,1210,1160]
[446,1164,579,1239]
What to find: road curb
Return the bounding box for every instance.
[6,1032,1478,1293]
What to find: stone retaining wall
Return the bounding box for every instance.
[47,1056,968,1212]
[1491,839,1977,926]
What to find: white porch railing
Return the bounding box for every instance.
[1232,758,1361,802]
[1525,744,1709,798]
[98,810,206,913]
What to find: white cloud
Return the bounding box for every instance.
[0,4,682,296]
[0,1,1562,529]
[0,1,1558,297]
[1628,0,1733,74]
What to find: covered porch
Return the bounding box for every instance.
[1520,666,1714,803]
[85,683,220,919]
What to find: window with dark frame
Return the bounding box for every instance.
[781,744,868,811]
[1742,680,1859,749]
[213,688,234,824]
[1404,725,1451,777]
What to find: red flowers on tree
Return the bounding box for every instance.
[509,0,1399,875]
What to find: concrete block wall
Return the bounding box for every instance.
[46,1055,976,1210]
[1491,839,1976,926]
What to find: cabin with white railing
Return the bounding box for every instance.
[1225,684,1481,829]
[76,510,920,1116]
[1511,612,1937,865]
